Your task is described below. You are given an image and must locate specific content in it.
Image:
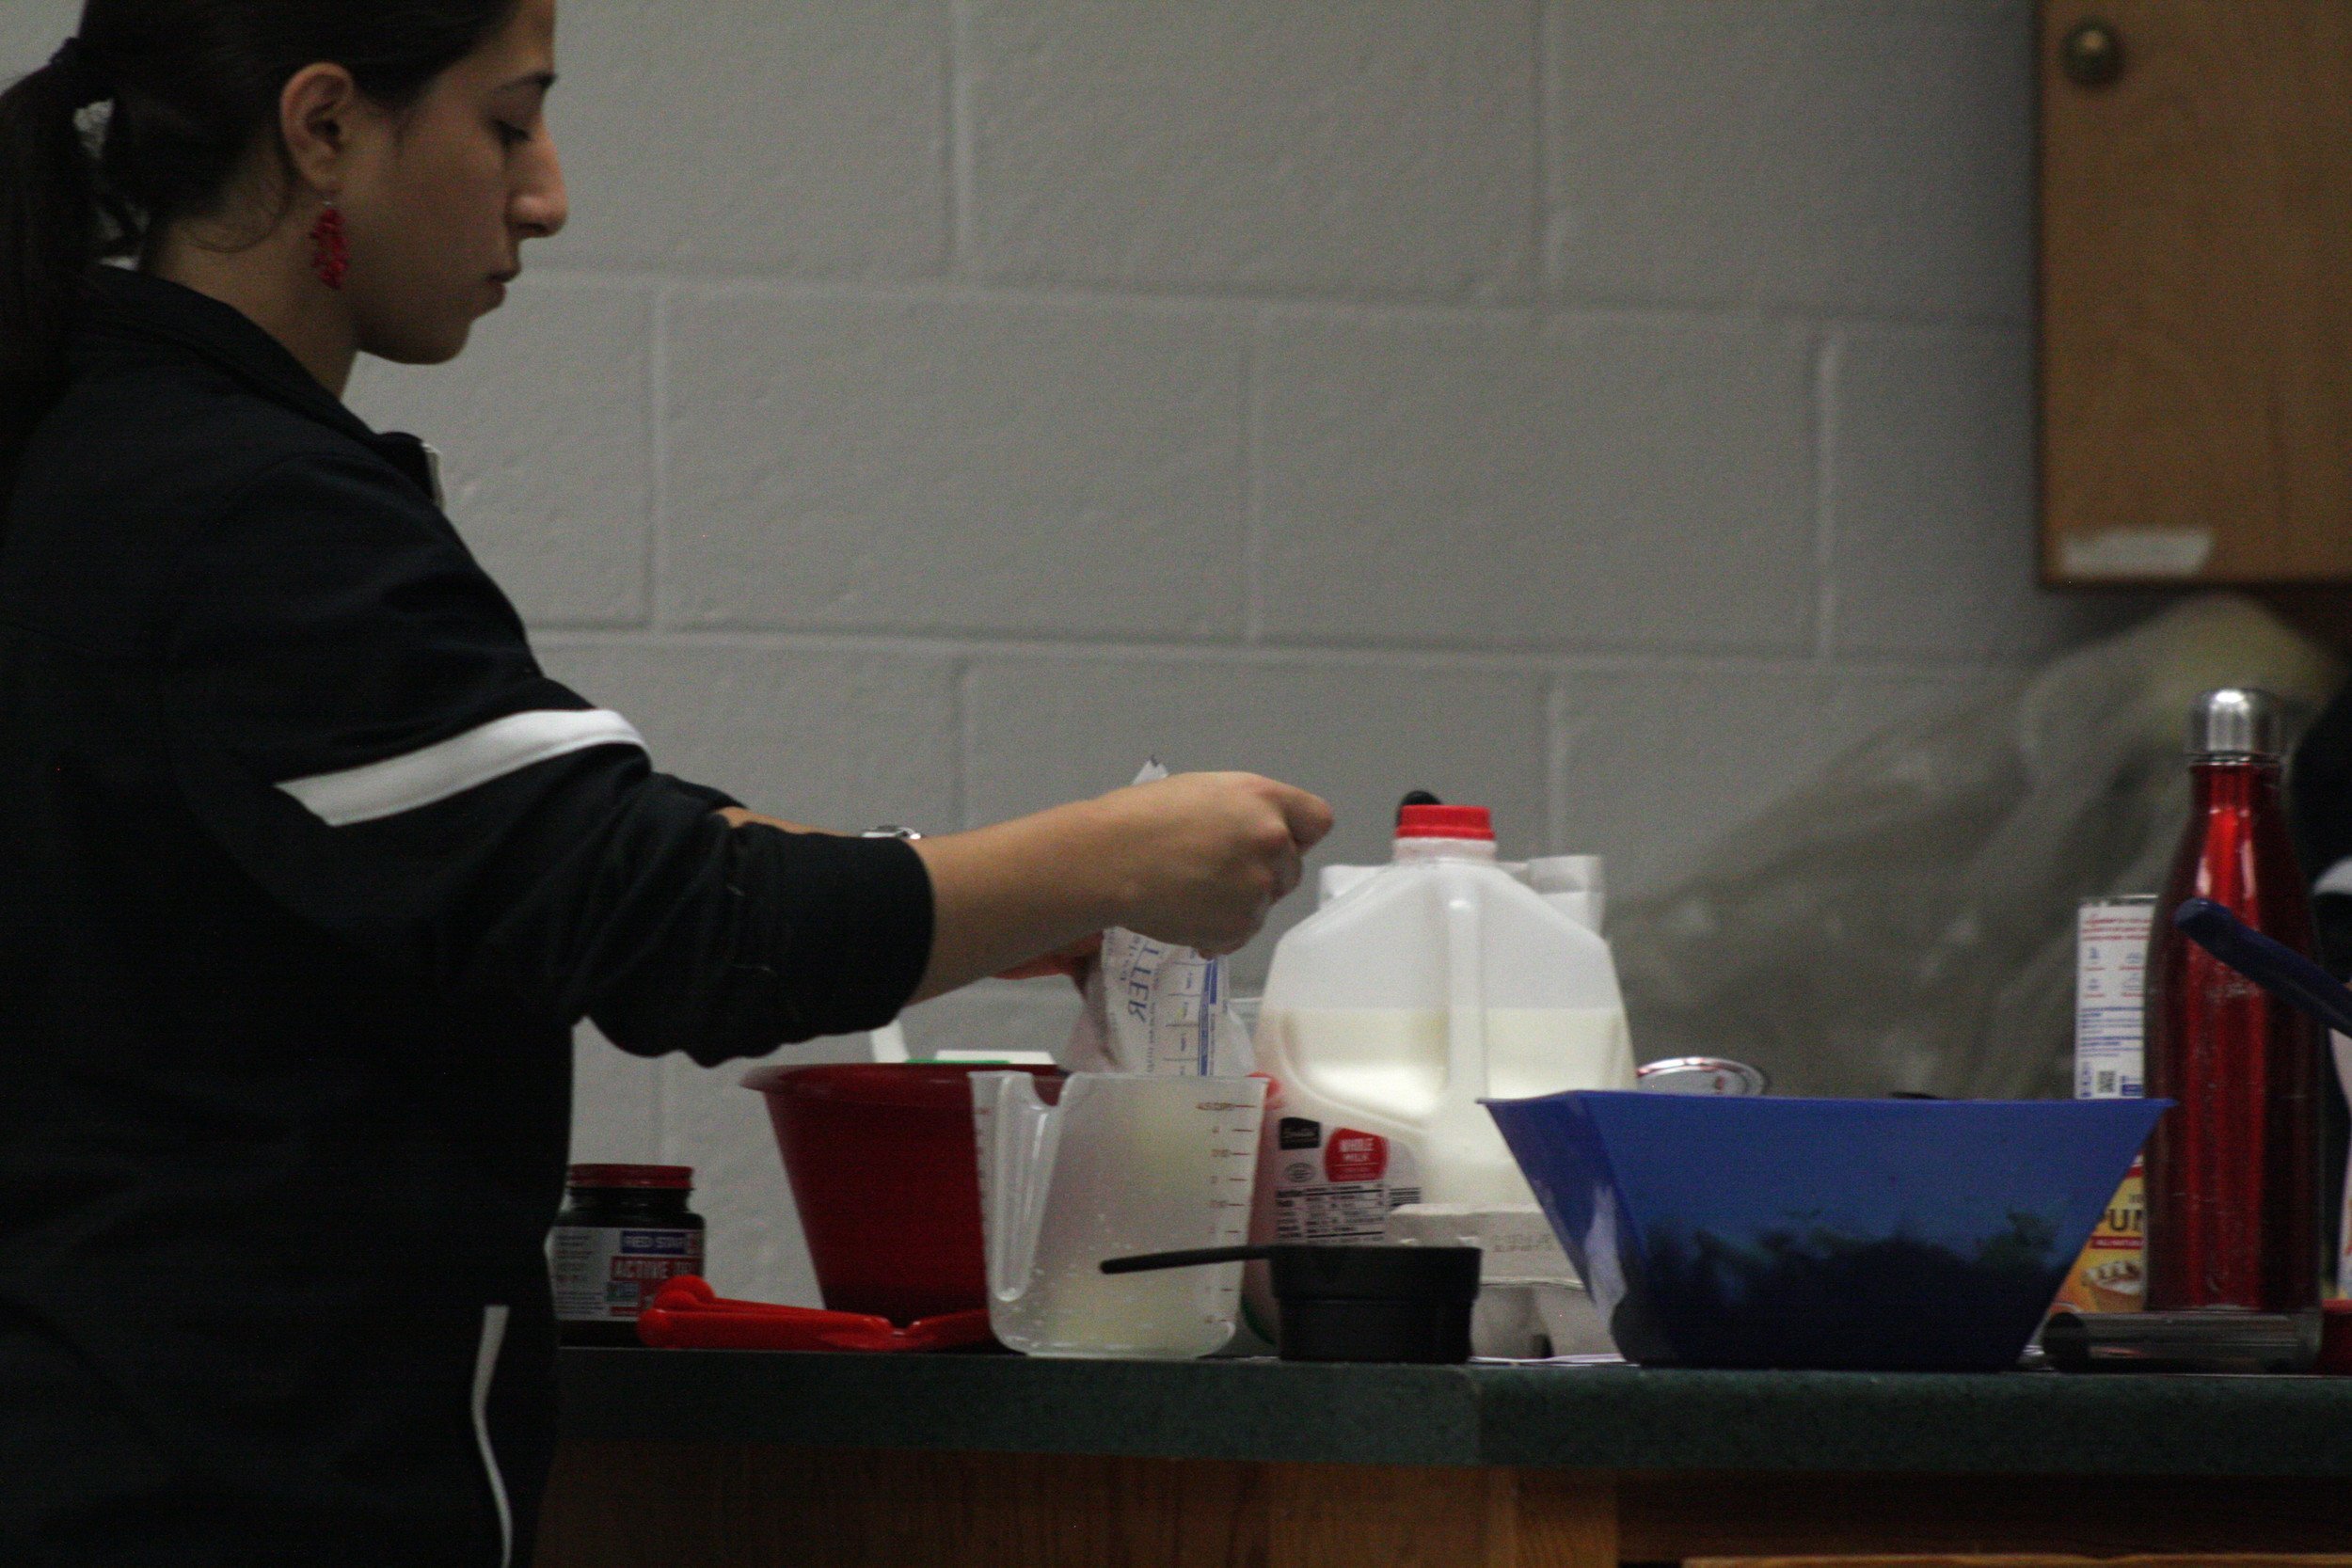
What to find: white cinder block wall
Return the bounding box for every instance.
[6,2,2166,1305]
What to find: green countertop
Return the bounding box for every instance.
[558,1349,2352,1475]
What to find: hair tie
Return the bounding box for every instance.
[47,37,109,110]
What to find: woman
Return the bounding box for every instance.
[0,2,1331,1561]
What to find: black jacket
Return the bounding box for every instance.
[0,268,931,1565]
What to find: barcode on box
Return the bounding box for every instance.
[2074,896,2153,1103]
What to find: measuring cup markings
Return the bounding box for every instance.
[975,1073,1268,1358]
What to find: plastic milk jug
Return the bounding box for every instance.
[1251,804,1636,1255]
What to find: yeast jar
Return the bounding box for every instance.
[549,1164,706,1346]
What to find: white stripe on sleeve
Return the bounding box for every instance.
[471,1304,515,1568]
[275,707,645,827]
[2320,857,2352,900]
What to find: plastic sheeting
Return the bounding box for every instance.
[1609,596,2346,1100]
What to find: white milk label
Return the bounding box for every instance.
[548,1226,704,1323]
[1268,1116,1423,1243]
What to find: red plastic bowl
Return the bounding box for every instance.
[742,1062,1057,1325]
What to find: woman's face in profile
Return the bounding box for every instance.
[339,0,568,366]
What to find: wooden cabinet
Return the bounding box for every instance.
[532,1445,2352,1567]
[2040,0,2352,584]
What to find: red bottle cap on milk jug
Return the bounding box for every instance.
[1396,804,1494,842]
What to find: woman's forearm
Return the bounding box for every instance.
[906,800,1127,1001]
[909,771,1332,1002]
[719,772,1333,1007]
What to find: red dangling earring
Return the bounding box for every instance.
[309,202,349,291]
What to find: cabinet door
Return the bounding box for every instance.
[2042,0,2352,584]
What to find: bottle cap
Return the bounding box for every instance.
[2188,688,2283,758]
[1396,804,1494,841]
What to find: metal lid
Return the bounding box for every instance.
[2188,688,2283,758]
[1636,1056,1769,1096]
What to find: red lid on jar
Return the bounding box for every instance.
[1396,804,1494,842]
[567,1164,693,1190]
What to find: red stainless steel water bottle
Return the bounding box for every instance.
[2144,688,2325,1312]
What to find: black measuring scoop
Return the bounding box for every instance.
[1102,1243,1481,1364]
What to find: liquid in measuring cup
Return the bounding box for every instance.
[973,1073,1265,1358]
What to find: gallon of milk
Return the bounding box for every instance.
[1251,803,1635,1250]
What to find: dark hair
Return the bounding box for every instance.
[0,0,521,493]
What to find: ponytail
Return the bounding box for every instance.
[0,1,522,510]
[0,43,106,499]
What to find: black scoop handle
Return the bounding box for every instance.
[1100,1244,1275,1275]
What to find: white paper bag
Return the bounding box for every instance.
[1059,762,1254,1077]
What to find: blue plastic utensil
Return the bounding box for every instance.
[1483,1092,2169,1370]
[2173,896,2352,1037]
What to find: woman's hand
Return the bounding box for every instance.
[906,771,1333,1001]
[1085,771,1333,956]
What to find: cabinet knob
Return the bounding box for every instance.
[2060,18,2125,87]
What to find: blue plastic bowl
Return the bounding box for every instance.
[1484,1091,2170,1371]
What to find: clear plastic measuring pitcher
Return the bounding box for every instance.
[971,1072,1265,1358]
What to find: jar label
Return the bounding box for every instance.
[1271,1121,1421,1243]
[549,1225,705,1323]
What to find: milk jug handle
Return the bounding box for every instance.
[1443,884,1487,1101]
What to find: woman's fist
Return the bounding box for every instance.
[1088,771,1334,956]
